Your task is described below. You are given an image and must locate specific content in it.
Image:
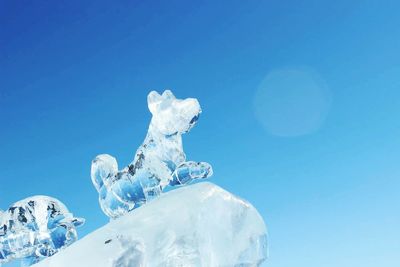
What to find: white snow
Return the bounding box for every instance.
[34,182,267,267]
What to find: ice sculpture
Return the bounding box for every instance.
[91,90,213,219]
[0,196,84,266]
[34,183,268,267]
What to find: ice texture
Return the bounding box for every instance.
[0,196,84,266]
[91,90,213,219]
[34,182,268,267]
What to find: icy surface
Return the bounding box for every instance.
[91,90,213,219]
[34,182,268,267]
[0,196,84,266]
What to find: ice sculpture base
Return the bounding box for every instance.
[34,182,267,267]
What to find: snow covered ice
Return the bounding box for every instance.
[0,196,84,266]
[34,182,268,267]
[91,90,213,219]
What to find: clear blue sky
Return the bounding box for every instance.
[1,1,399,266]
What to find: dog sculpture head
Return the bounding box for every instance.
[147,90,201,135]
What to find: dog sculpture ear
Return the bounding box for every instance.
[147,91,162,114]
[161,89,175,99]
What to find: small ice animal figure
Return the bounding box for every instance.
[91,90,213,219]
[0,196,84,266]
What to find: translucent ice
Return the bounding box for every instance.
[0,196,84,266]
[91,90,213,219]
[34,183,268,267]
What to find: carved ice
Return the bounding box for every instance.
[91,90,213,219]
[0,196,84,266]
[34,183,268,267]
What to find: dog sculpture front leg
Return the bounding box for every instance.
[170,161,213,186]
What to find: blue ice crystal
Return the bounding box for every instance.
[91,90,213,219]
[0,196,84,266]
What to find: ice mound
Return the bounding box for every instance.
[34,182,268,267]
[0,196,84,266]
[91,90,213,219]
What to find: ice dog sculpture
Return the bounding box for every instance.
[91,90,213,219]
[0,196,84,266]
